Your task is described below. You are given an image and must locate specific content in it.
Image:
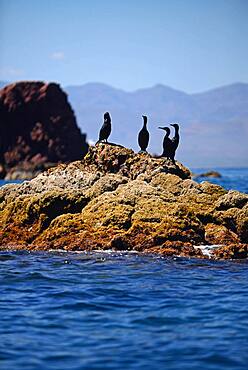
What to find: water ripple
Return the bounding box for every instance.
[0,251,248,370]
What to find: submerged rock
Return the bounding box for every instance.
[194,171,222,179]
[0,144,247,259]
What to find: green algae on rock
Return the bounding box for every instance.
[0,144,247,259]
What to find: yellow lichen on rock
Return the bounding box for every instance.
[0,144,247,259]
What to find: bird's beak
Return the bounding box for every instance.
[158,127,163,130]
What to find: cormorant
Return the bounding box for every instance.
[97,112,111,143]
[170,123,180,160]
[158,126,174,160]
[138,115,149,152]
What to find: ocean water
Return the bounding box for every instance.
[0,168,248,370]
[0,179,23,187]
[1,251,248,370]
[193,167,248,194]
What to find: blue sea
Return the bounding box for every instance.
[193,167,248,194]
[1,168,248,370]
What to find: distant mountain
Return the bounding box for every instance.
[192,83,248,123]
[1,80,247,167]
[65,82,248,167]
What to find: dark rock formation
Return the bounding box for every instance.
[0,144,247,259]
[0,81,88,179]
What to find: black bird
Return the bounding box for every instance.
[97,112,111,143]
[138,115,149,152]
[170,123,180,161]
[158,126,174,160]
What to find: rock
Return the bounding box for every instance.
[215,190,248,210]
[0,144,247,259]
[0,81,88,179]
[194,170,222,178]
[204,223,240,245]
[213,244,248,259]
[0,164,6,179]
[146,242,204,258]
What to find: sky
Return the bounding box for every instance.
[0,0,247,93]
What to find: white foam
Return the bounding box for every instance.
[194,244,222,258]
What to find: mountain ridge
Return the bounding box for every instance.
[1,81,247,166]
[64,82,248,167]
[1,80,247,96]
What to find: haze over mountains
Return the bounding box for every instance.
[1,81,247,167]
[65,82,248,167]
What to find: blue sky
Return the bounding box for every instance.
[0,0,247,92]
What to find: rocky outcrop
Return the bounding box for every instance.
[0,81,88,179]
[0,144,247,259]
[194,171,222,179]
